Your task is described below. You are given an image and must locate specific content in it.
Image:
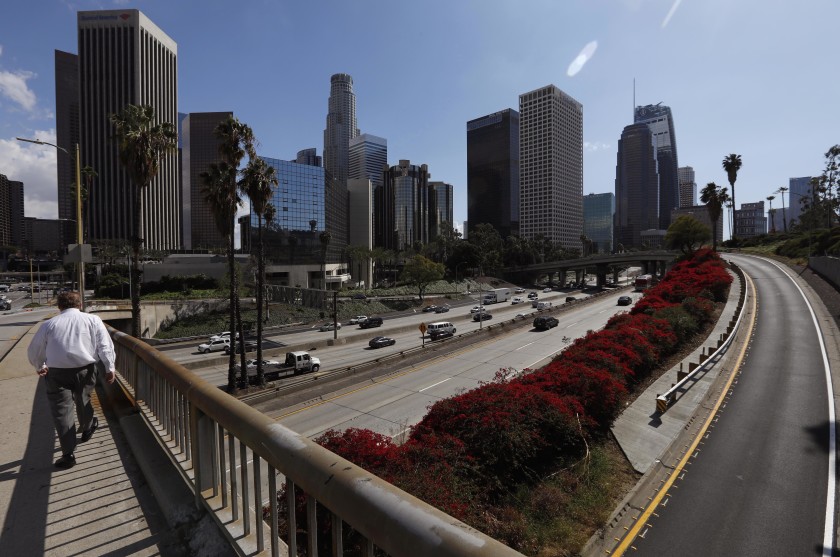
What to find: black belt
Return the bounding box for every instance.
[50,364,95,372]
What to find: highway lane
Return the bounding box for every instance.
[258,289,639,440]
[627,255,835,556]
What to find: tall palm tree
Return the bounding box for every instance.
[700,182,729,251]
[239,157,277,387]
[766,195,776,233]
[201,162,240,391]
[110,105,177,337]
[776,186,789,233]
[722,154,743,240]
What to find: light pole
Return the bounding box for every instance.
[16,137,85,310]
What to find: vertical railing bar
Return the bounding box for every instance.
[240,441,250,534]
[210,421,219,498]
[254,455,264,552]
[287,480,297,557]
[269,467,278,557]
[229,433,238,522]
[184,396,191,463]
[331,512,343,556]
[360,538,374,557]
[307,494,317,557]
[218,426,228,508]
[188,402,201,509]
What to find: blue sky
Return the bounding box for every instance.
[1,0,838,240]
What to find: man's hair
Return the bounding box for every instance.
[57,291,81,310]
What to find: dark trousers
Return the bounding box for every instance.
[45,364,97,457]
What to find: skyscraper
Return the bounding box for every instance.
[323,73,359,188]
[0,175,25,249]
[466,108,519,238]
[181,111,232,250]
[583,192,615,254]
[614,123,660,249]
[295,148,321,167]
[428,181,454,240]
[635,103,679,229]
[376,160,430,251]
[734,201,767,238]
[678,166,696,208]
[349,134,387,188]
[77,9,179,250]
[519,85,583,251]
[55,50,79,224]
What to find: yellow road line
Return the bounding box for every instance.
[273,333,504,420]
[612,271,757,555]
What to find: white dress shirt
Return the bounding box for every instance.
[28,308,116,372]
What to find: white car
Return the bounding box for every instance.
[511,296,524,305]
[348,315,368,325]
[319,322,341,332]
[470,305,486,314]
[198,338,230,354]
[542,287,552,293]
[209,331,239,342]
[514,288,526,293]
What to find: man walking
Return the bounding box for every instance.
[28,291,116,469]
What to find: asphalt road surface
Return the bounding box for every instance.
[628,255,836,556]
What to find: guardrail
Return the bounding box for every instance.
[655,263,747,414]
[111,329,526,557]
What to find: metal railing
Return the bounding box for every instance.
[111,329,525,557]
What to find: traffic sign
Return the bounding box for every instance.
[419,323,427,335]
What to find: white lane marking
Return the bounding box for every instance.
[565,321,579,329]
[756,257,836,555]
[598,309,607,314]
[419,377,452,392]
[391,427,410,440]
[515,342,535,351]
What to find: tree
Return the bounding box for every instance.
[722,154,743,240]
[468,223,503,275]
[766,195,776,233]
[401,255,445,301]
[665,216,711,255]
[346,245,372,289]
[239,157,277,387]
[110,105,177,337]
[776,186,789,233]
[700,182,729,251]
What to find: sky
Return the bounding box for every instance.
[1,0,838,241]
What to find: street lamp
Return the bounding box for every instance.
[16,137,85,310]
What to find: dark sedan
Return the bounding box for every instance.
[617,295,633,306]
[368,336,396,349]
[473,312,493,322]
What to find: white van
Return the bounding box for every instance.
[536,301,553,310]
[427,321,456,340]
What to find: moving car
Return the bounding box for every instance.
[319,322,341,331]
[473,312,493,322]
[514,287,526,293]
[348,315,368,324]
[225,340,259,354]
[617,295,633,306]
[565,296,577,303]
[434,305,450,313]
[527,292,538,299]
[368,336,396,349]
[197,338,230,354]
[511,296,524,305]
[359,316,384,329]
[0,298,11,311]
[533,316,559,330]
[210,331,231,342]
[427,321,456,340]
[470,305,486,314]
[543,287,553,293]
[422,305,438,313]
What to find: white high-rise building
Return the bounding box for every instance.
[323,73,359,187]
[518,85,583,251]
[349,133,387,188]
[678,166,696,208]
[78,9,179,249]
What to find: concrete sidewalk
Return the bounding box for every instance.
[611,269,744,473]
[0,320,187,556]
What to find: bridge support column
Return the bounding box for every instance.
[596,263,608,288]
[612,267,620,284]
[575,269,583,286]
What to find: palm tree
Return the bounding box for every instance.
[201,162,240,391]
[776,186,789,233]
[766,195,776,233]
[722,154,743,240]
[110,105,177,337]
[700,182,729,251]
[239,157,277,387]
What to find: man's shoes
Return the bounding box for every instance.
[55,454,76,469]
[81,417,98,443]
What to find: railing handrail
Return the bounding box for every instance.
[112,329,525,557]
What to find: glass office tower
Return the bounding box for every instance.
[428,181,454,240]
[615,123,659,249]
[466,108,519,238]
[323,73,359,188]
[376,160,430,251]
[583,192,615,254]
[635,104,679,230]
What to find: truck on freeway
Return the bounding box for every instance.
[248,350,321,382]
[482,288,511,304]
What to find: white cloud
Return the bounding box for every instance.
[0,69,38,112]
[567,41,598,78]
[0,130,59,219]
[584,141,612,153]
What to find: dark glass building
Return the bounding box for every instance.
[428,181,454,240]
[181,111,232,250]
[375,160,430,251]
[635,103,679,230]
[614,123,659,250]
[295,148,322,167]
[466,108,519,238]
[55,50,79,225]
[583,192,614,254]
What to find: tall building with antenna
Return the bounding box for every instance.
[634,103,679,230]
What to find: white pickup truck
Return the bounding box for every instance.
[249,351,321,381]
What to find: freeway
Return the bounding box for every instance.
[624,255,837,556]
[254,288,639,440]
